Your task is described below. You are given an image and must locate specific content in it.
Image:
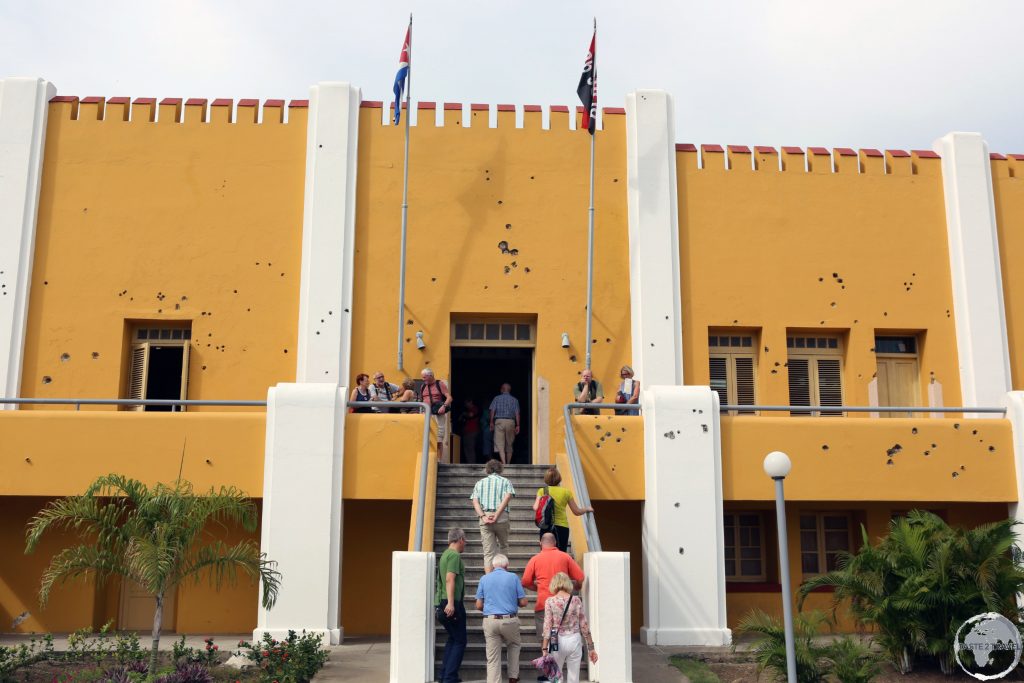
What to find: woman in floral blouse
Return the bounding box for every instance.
[541,572,598,683]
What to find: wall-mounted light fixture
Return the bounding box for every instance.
[416,331,426,350]
[561,332,571,349]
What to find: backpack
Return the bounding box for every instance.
[535,485,555,531]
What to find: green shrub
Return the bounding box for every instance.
[799,511,1024,674]
[238,631,329,683]
[737,609,832,683]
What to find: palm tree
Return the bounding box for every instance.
[736,608,832,682]
[25,474,281,674]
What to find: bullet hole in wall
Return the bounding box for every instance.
[506,224,512,229]
[822,444,829,451]
[524,267,531,273]
[42,376,51,384]
[91,352,99,360]
[912,427,918,434]
[283,349,288,354]
[43,281,48,285]
[954,423,960,430]
[60,353,70,363]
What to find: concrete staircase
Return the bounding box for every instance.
[433,463,550,682]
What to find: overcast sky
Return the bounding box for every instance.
[2,1,1022,152]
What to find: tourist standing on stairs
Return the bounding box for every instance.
[476,553,528,683]
[533,467,593,553]
[541,572,598,683]
[488,383,521,464]
[471,460,516,574]
[436,527,468,683]
[521,533,584,681]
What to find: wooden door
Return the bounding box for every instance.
[119,580,176,632]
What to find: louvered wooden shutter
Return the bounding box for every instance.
[734,356,756,414]
[709,356,728,407]
[815,358,843,416]
[788,358,811,415]
[127,344,149,412]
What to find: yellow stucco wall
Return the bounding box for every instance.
[342,412,425,499]
[21,98,306,407]
[570,414,644,500]
[678,147,962,410]
[0,412,265,496]
[341,499,411,635]
[722,415,1014,501]
[992,157,1024,389]
[349,104,632,463]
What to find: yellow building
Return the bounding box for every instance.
[1,77,1023,658]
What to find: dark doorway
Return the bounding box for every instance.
[450,347,533,464]
[145,346,185,412]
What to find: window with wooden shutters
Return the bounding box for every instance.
[708,333,757,415]
[875,335,920,417]
[125,325,191,412]
[724,512,767,581]
[786,335,844,416]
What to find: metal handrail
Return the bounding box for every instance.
[720,404,1006,414]
[0,397,266,410]
[561,402,636,553]
[347,400,433,550]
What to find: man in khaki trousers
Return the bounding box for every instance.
[475,554,528,683]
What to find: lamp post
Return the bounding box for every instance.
[764,450,796,683]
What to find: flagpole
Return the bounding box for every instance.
[585,18,596,371]
[397,14,412,372]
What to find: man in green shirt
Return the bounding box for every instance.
[436,527,467,683]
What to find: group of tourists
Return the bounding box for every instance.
[436,460,598,683]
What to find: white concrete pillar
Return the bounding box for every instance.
[934,132,1012,411]
[640,385,730,646]
[255,383,346,644]
[0,78,55,406]
[624,90,684,387]
[296,82,361,384]
[389,552,436,683]
[584,552,633,683]
[1003,392,1024,528]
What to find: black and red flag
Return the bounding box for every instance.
[576,24,596,134]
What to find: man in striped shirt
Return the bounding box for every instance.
[488,383,521,465]
[471,459,516,574]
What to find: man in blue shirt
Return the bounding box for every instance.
[475,553,528,683]
[488,383,521,464]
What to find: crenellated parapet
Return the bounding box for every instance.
[46,95,308,124]
[361,99,625,131]
[676,142,957,176]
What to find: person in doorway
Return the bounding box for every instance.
[541,572,598,683]
[369,371,401,412]
[458,398,481,463]
[420,368,453,460]
[470,459,515,574]
[436,527,468,683]
[572,369,604,416]
[615,365,640,414]
[348,374,372,412]
[533,467,593,553]
[521,532,584,680]
[488,383,521,465]
[475,553,528,683]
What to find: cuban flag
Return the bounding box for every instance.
[577,26,596,134]
[393,24,411,125]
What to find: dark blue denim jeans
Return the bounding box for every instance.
[438,599,467,683]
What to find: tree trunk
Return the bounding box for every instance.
[149,593,164,676]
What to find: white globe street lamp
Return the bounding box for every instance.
[764,450,796,683]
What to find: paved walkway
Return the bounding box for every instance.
[314,637,689,682]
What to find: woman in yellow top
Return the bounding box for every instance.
[532,467,593,553]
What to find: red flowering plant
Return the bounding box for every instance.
[236,631,328,683]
